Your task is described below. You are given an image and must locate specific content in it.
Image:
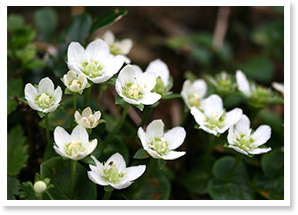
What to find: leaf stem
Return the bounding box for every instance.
[70,159,77,199]
[180,108,189,127]
[103,104,130,147]
[71,93,77,129]
[225,153,243,181]
[103,189,113,200]
[83,87,91,108]
[140,106,153,127]
[44,114,51,147]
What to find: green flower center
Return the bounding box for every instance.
[65,140,85,156]
[205,112,225,130]
[188,93,200,108]
[35,93,54,109]
[103,164,124,183]
[149,137,169,155]
[235,134,255,151]
[122,83,143,100]
[251,86,271,104]
[217,78,233,94]
[81,60,104,78]
[152,77,167,96]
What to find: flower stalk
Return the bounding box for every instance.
[103,188,114,200]
[70,160,77,198]
[71,93,77,128]
[225,153,242,181]
[83,87,91,108]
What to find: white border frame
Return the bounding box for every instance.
[0,0,291,207]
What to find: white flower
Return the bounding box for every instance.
[181,79,207,109]
[75,107,101,129]
[115,65,161,105]
[227,114,271,156]
[190,94,242,136]
[62,70,88,93]
[138,119,186,160]
[33,181,47,194]
[236,70,252,97]
[53,125,97,160]
[88,153,146,190]
[145,59,171,95]
[67,39,124,84]
[24,77,62,113]
[102,30,133,63]
[272,82,284,94]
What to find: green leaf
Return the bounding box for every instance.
[34,7,58,41]
[40,157,97,200]
[208,178,255,200]
[26,58,46,70]
[134,103,144,111]
[18,97,28,104]
[7,125,28,176]
[133,148,149,159]
[253,172,284,200]
[7,78,23,115]
[7,176,20,200]
[19,181,39,200]
[90,9,127,34]
[38,111,47,118]
[115,94,127,106]
[162,93,182,100]
[157,159,166,170]
[64,88,73,95]
[66,13,92,43]
[7,14,24,32]
[261,150,284,178]
[80,156,96,166]
[237,56,274,83]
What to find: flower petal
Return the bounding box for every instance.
[102,30,115,44]
[54,126,71,149]
[90,155,104,171]
[251,125,271,147]
[82,107,92,117]
[192,79,207,98]
[106,153,126,172]
[248,147,271,155]
[53,86,62,104]
[24,83,39,101]
[228,145,248,155]
[146,119,164,139]
[236,70,251,97]
[105,55,124,76]
[38,77,54,94]
[86,39,110,61]
[164,127,186,150]
[190,107,206,127]
[84,139,97,155]
[118,39,133,55]
[110,181,132,190]
[145,148,161,159]
[160,151,186,160]
[235,114,250,135]
[145,59,170,87]
[117,65,142,86]
[201,94,223,118]
[53,146,70,159]
[123,165,146,182]
[138,92,161,105]
[137,127,150,150]
[218,108,243,133]
[71,125,89,143]
[67,42,87,65]
[87,171,109,186]
[137,71,156,92]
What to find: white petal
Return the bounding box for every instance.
[117,65,140,86]
[192,79,207,98]
[145,59,170,86]
[90,155,104,171]
[27,99,41,112]
[138,92,161,105]
[118,39,133,55]
[71,125,89,143]
[53,87,62,104]
[272,82,284,94]
[145,148,161,159]
[110,181,132,190]
[70,152,88,160]
[54,126,71,149]
[160,151,186,160]
[248,147,271,155]
[24,83,39,101]
[84,139,98,155]
[64,70,77,85]
[146,119,164,139]
[53,146,70,159]
[45,103,60,113]
[90,74,113,84]
[106,153,126,172]
[218,108,243,133]
[137,72,156,92]
[236,70,251,97]
[228,145,248,155]
[74,111,82,123]
[201,94,223,118]
[164,127,186,150]
[123,165,146,182]
[190,107,206,127]
[105,55,124,76]
[102,30,115,44]
[82,107,92,117]
[235,114,250,135]
[181,80,192,108]
[67,42,87,65]
[86,39,110,61]
[137,127,150,150]
[227,127,237,145]
[87,171,109,186]
[251,125,271,147]
[38,77,54,94]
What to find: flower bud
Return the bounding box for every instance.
[33,180,47,194]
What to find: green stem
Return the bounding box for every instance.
[180,109,190,127]
[103,104,130,147]
[140,107,153,127]
[44,114,50,146]
[83,87,91,107]
[135,158,156,190]
[71,93,77,129]
[225,154,242,181]
[103,190,113,200]
[70,160,77,199]
[207,135,215,154]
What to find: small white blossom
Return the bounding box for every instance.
[88,153,146,190]
[75,107,101,129]
[138,119,186,160]
[33,180,47,194]
[67,39,124,84]
[53,125,97,160]
[115,65,161,105]
[181,79,207,109]
[190,94,242,136]
[102,30,133,63]
[62,70,88,93]
[24,77,62,113]
[227,114,271,156]
[272,82,284,94]
[145,59,172,95]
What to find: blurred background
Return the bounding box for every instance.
[7,6,284,200]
